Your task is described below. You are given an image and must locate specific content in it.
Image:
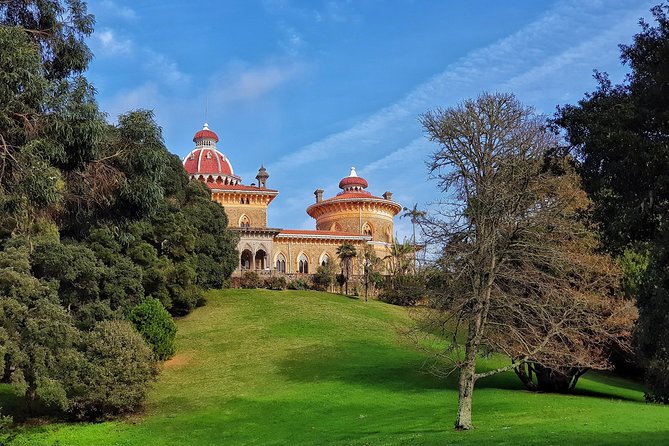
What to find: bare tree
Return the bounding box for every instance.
[417,92,636,430]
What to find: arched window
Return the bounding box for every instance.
[275,253,286,273]
[320,253,330,266]
[239,215,250,228]
[362,222,373,237]
[330,222,342,232]
[298,253,309,274]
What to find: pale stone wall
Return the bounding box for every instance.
[315,212,394,243]
[272,238,367,274]
[222,204,268,228]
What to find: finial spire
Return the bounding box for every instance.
[349,166,357,177]
[203,122,209,130]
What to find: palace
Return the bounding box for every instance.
[182,123,402,276]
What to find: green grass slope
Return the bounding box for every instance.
[5,289,669,445]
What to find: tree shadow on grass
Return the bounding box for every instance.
[278,341,456,393]
[278,341,646,404]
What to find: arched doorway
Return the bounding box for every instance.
[255,249,267,270]
[240,249,253,269]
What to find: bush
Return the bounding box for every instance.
[129,298,177,360]
[69,320,158,420]
[312,262,336,291]
[288,277,310,290]
[378,274,426,306]
[240,271,264,289]
[0,410,12,433]
[265,276,287,290]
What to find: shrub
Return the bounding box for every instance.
[312,263,336,291]
[288,277,310,290]
[69,320,158,420]
[240,271,264,289]
[378,274,426,306]
[0,410,12,433]
[129,298,177,360]
[265,276,287,290]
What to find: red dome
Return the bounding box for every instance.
[338,167,368,190]
[183,148,233,176]
[193,128,219,143]
[339,176,368,189]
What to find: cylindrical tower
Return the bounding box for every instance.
[306,167,401,249]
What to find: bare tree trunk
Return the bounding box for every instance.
[455,307,484,430]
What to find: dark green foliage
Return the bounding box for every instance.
[556,4,669,401]
[0,0,238,423]
[129,298,176,360]
[181,181,239,288]
[264,276,287,290]
[0,0,94,81]
[0,246,84,414]
[288,278,310,291]
[312,262,336,291]
[69,320,157,420]
[240,271,263,289]
[378,274,426,306]
[618,246,651,298]
[31,241,103,316]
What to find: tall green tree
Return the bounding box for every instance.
[556,4,669,402]
[0,0,239,422]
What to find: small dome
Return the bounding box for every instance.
[338,167,368,190]
[183,147,234,176]
[193,122,219,143]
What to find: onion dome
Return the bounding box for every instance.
[193,122,219,143]
[338,167,370,195]
[182,123,241,185]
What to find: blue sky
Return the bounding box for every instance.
[86,0,655,240]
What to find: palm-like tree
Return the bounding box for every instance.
[336,243,357,295]
[401,203,425,243]
[384,238,415,279]
[401,203,425,270]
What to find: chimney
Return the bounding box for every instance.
[314,189,324,203]
[255,165,269,189]
[383,191,393,200]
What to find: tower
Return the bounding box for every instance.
[307,167,401,259]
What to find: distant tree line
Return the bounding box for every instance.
[0,0,238,422]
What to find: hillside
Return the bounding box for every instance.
[5,289,669,445]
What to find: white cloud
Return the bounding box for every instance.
[268,0,654,174]
[94,28,133,55]
[212,62,304,104]
[102,82,161,123]
[278,25,304,56]
[143,51,190,88]
[99,0,137,21]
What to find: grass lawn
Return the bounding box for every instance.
[3,289,668,445]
